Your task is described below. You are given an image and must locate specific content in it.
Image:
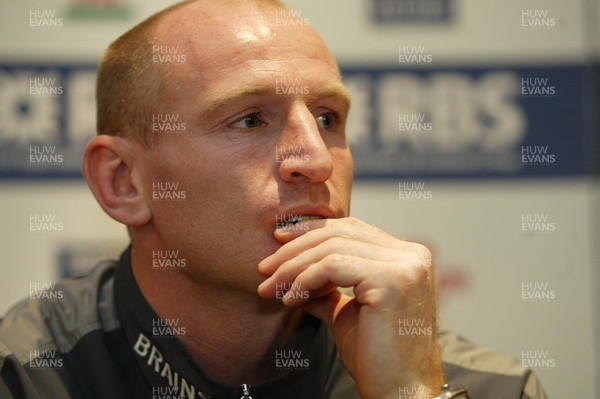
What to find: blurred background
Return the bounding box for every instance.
[0,0,598,396]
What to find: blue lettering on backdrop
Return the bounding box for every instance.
[342,65,587,178]
[0,63,588,179]
[371,0,453,24]
[0,65,97,178]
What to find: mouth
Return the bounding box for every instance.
[273,204,338,232]
[276,215,324,228]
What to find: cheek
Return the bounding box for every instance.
[332,147,354,183]
[143,142,272,225]
[329,147,354,214]
[141,146,221,221]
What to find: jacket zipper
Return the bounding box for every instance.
[239,384,253,398]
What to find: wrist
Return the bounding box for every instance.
[431,384,469,399]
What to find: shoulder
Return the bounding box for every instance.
[439,330,547,399]
[324,327,548,399]
[0,261,119,366]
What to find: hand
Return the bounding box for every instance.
[257,217,444,399]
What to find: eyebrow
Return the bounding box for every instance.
[202,81,352,119]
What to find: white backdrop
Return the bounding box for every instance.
[0,0,598,397]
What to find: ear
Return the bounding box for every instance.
[82,135,151,227]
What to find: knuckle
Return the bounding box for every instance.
[412,242,433,261]
[321,253,348,271]
[395,243,434,282]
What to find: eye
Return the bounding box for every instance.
[315,112,337,130]
[230,113,266,129]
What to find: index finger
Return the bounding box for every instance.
[258,217,395,275]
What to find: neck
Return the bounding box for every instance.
[130,242,312,385]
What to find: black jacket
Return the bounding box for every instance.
[0,248,546,398]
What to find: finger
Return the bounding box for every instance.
[273,217,328,244]
[300,291,360,352]
[262,254,385,305]
[259,235,398,279]
[280,254,363,306]
[260,217,397,275]
[281,283,338,306]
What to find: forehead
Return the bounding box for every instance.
[152,1,342,93]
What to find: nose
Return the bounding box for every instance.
[277,104,334,183]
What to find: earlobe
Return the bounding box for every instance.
[82,135,151,227]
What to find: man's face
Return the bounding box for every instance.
[137,1,353,293]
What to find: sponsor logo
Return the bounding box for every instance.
[134,333,209,398]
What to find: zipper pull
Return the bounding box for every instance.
[239,384,253,399]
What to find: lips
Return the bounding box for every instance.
[274,205,338,229]
[277,215,323,227]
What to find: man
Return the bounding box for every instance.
[0,0,546,398]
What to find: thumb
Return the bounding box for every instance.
[302,291,360,376]
[301,290,357,333]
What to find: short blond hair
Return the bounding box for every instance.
[96,0,286,146]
